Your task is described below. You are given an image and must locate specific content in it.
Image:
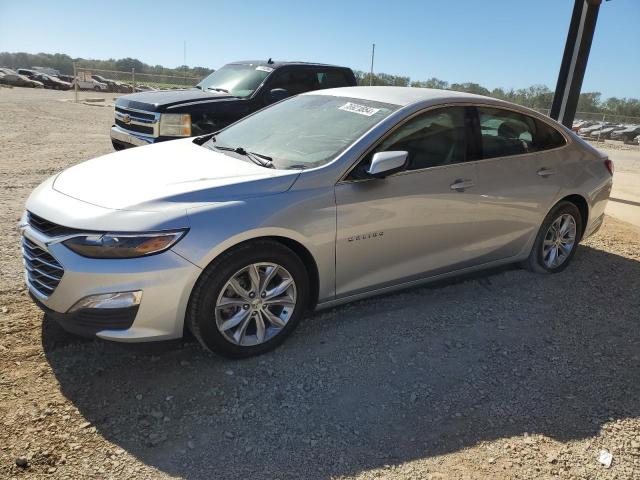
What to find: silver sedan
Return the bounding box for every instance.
[21,87,613,358]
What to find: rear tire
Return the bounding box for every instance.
[186,240,309,359]
[522,201,582,273]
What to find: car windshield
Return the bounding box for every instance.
[204,94,399,169]
[196,63,273,98]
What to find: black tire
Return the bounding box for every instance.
[522,201,583,273]
[111,140,125,151]
[186,240,309,359]
[94,86,100,92]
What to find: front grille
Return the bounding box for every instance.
[22,237,64,297]
[115,118,154,135]
[115,106,156,121]
[27,211,82,237]
[114,106,159,137]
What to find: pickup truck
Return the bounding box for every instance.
[110,60,357,150]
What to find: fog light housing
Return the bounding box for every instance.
[68,291,142,312]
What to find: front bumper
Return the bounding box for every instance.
[110,125,157,149]
[23,226,202,342]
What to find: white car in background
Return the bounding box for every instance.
[72,77,108,91]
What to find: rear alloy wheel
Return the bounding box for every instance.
[523,201,582,273]
[187,241,309,358]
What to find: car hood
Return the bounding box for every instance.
[116,88,236,112]
[52,138,301,211]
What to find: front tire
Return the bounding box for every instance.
[187,240,309,358]
[522,201,582,273]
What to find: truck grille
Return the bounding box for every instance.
[114,106,159,137]
[22,237,64,297]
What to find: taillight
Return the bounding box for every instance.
[604,159,614,176]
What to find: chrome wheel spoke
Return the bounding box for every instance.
[261,307,287,328]
[232,315,252,344]
[219,308,251,332]
[248,264,261,293]
[260,265,279,293]
[229,278,251,300]
[216,297,246,309]
[255,312,266,342]
[264,298,295,308]
[265,277,294,299]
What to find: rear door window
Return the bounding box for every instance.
[478,107,566,159]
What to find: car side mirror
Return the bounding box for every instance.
[267,88,290,104]
[366,151,408,178]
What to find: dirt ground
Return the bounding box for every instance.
[1,87,639,479]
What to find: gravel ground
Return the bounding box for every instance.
[1,88,639,479]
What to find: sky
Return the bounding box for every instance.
[0,0,638,99]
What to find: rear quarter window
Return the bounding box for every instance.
[316,70,351,89]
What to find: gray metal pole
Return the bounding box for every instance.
[550,0,602,128]
[369,43,375,86]
[132,68,136,89]
[73,62,78,103]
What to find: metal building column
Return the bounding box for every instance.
[550,0,603,128]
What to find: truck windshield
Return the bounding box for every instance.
[204,95,400,169]
[196,64,272,98]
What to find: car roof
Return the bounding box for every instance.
[230,60,350,69]
[304,86,499,107]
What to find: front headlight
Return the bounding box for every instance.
[63,230,187,259]
[159,113,191,137]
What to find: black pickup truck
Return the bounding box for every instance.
[111,60,357,150]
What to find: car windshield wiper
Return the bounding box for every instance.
[206,87,230,93]
[213,145,274,168]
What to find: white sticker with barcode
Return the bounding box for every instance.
[256,66,274,73]
[339,102,380,116]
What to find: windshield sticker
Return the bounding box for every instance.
[256,66,274,73]
[339,102,380,116]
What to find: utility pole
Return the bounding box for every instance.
[369,43,375,86]
[183,41,187,87]
[550,0,603,127]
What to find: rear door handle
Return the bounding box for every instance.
[537,167,557,177]
[450,179,474,191]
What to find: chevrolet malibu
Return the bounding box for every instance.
[21,87,613,358]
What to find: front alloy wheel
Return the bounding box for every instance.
[187,240,309,358]
[215,263,297,347]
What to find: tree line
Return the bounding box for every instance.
[1,52,637,119]
[354,71,640,120]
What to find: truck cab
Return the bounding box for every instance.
[110,60,357,150]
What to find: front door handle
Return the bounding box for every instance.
[450,179,474,191]
[537,167,557,177]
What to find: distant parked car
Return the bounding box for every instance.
[572,120,596,132]
[57,74,74,84]
[134,84,156,92]
[589,125,625,140]
[72,77,108,91]
[0,68,44,88]
[610,125,640,144]
[25,72,71,90]
[633,134,640,145]
[578,123,618,136]
[91,74,132,93]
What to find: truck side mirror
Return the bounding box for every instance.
[267,88,290,104]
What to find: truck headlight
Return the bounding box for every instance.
[159,113,192,137]
[63,230,187,259]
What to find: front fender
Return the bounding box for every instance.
[173,188,337,302]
